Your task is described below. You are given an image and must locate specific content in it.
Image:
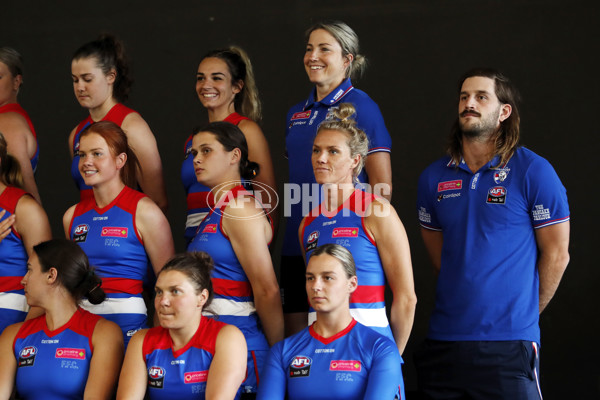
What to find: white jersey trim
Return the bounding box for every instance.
[186,211,209,230]
[81,296,147,315]
[308,307,389,328]
[0,292,29,313]
[206,298,256,317]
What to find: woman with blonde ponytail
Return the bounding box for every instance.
[0,131,51,334]
[297,103,416,355]
[282,21,394,336]
[182,46,276,244]
[0,239,123,399]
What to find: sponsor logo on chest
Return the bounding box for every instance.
[55,348,86,360]
[289,355,312,378]
[148,365,166,388]
[18,346,37,367]
[332,227,359,238]
[101,227,128,238]
[487,186,507,204]
[73,224,90,243]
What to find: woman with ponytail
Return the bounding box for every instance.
[282,21,394,335]
[187,122,283,397]
[63,121,174,346]
[0,132,51,334]
[70,34,168,212]
[182,46,276,244]
[0,239,123,399]
[298,103,416,355]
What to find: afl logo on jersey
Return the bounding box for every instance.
[73,224,90,243]
[289,356,312,378]
[306,231,320,252]
[148,366,166,388]
[487,186,507,204]
[18,346,37,368]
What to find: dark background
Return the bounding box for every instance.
[3,1,598,397]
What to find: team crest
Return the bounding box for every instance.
[493,169,509,184]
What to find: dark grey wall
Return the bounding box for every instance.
[3,1,598,397]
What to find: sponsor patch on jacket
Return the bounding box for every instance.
[329,360,361,372]
[289,355,312,378]
[437,180,463,192]
[291,111,311,120]
[55,348,86,360]
[332,228,359,238]
[73,223,90,243]
[202,224,218,233]
[487,186,506,204]
[101,227,128,238]
[184,370,208,384]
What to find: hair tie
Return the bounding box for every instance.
[87,283,101,295]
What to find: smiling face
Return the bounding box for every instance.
[195,57,241,114]
[306,253,357,314]
[155,270,207,330]
[78,132,125,187]
[191,131,239,187]
[312,129,360,185]
[71,56,115,110]
[304,29,351,91]
[458,76,511,138]
[0,61,20,106]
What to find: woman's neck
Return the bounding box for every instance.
[169,316,202,351]
[43,294,78,331]
[315,79,345,102]
[313,310,353,339]
[92,180,126,208]
[88,97,118,122]
[207,103,236,123]
[322,182,355,211]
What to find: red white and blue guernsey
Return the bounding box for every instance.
[301,188,393,341]
[143,317,237,399]
[283,78,392,257]
[257,319,404,400]
[68,186,150,345]
[13,308,100,400]
[187,185,271,392]
[181,112,250,244]
[71,103,137,201]
[416,147,570,343]
[0,103,39,172]
[0,187,29,333]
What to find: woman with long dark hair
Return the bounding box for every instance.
[0,239,123,399]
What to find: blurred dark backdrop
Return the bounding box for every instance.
[3,1,598,397]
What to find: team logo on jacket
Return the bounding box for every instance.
[101,227,128,238]
[184,370,208,384]
[18,346,37,367]
[306,231,320,252]
[332,228,359,238]
[202,223,218,233]
[330,360,362,372]
[55,348,86,360]
[291,111,311,120]
[73,224,90,243]
[493,169,509,184]
[437,180,462,192]
[487,186,507,204]
[148,366,166,388]
[289,355,312,378]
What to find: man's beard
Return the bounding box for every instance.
[459,106,501,139]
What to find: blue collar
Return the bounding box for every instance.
[303,78,354,110]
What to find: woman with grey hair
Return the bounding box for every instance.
[258,243,405,400]
[281,21,393,335]
[0,47,41,202]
